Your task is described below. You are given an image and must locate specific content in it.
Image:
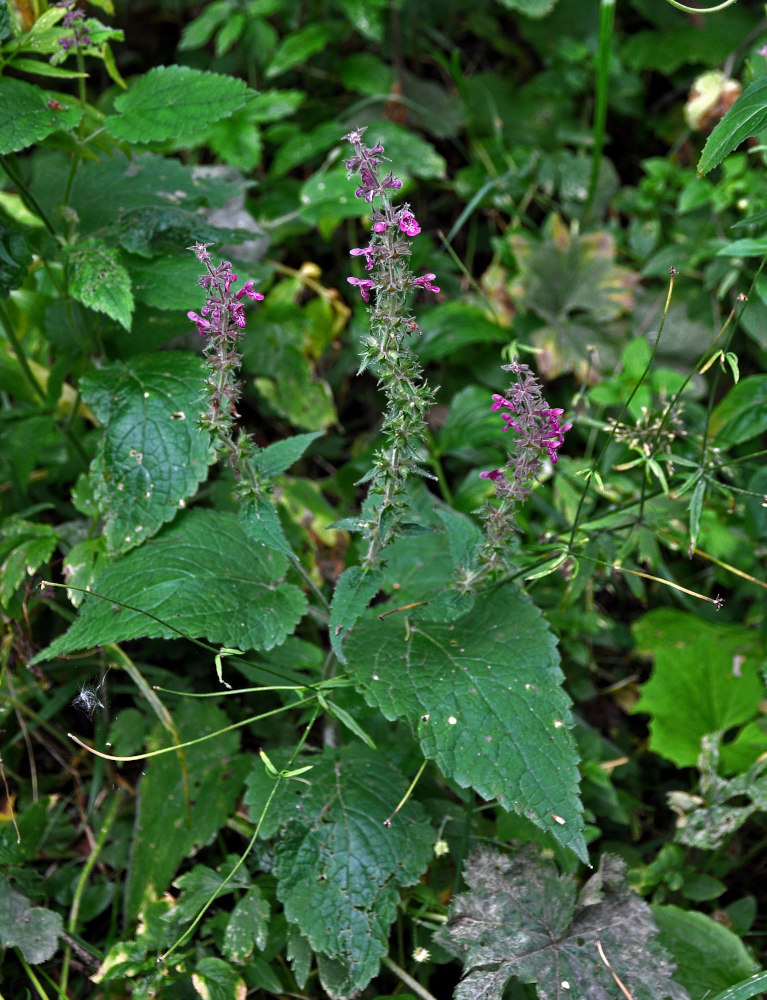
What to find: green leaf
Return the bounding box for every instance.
[223,887,270,961]
[328,566,383,663]
[0,875,63,964]
[254,360,337,430]
[191,957,246,1000]
[0,221,33,296]
[652,905,758,999]
[125,700,250,920]
[495,0,558,16]
[272,746,434,996]
[699,77,767,176]
[632,609,764,768]
[437,849,689,1000]
[708,375,767,446]
[345,550,586,861]
[79,353,211,554]
[66,238,133,330]
[265,23,338,79]
[239,498,292,556]
[708,972,767,1000]
[105,66,250,143]
[0,517,58,608]
[127,252,207,310]
[253,431,323,479]
[416,303,508,362]
[168,863,247,926]
[34,509,308,662]
[0,78,80,153]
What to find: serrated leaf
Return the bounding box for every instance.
[287,926,313,989]
[66,238,133,330]
[253,431,323,478]
[105,66,250,143]
[168,863,247,926]
[125,700,250,921]
[0,77,81,153]
[272,746,434,997]
[632,609,764,769]
[329,566,382,663]
[34,509,307,662]
[345,568,586,860]
[699,77,767,176]
[0,876,62,964]
[79,353,211,554]
[192,957,246,1000]
[437,849,688,1000]
[223,888,270,960]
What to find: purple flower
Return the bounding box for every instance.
[347,276,376,302]
[350,247,376,270]
[399,211,421,236]
[480,359,571,502]
[759,44,767,57]
[412,273,440,294]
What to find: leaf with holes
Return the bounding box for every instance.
[344,558,586,861]
[80,353,211,554]
[33,509,307,662]
[271,745,434,998]
[437,848,689,1000]
[66,238,134,330]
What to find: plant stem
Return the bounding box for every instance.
[585,0,615,221]
[382,957,440,1000]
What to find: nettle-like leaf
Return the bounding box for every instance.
[66,238,134,330]
[437,848,689,1000]
[79,353,211,554]
[270,745,434,999]
[105,65,250,143]
[0,875,63,964]
[34,509,307,663]
[222,887,270,961]
[328,566,383,663]
[632,608,764,768]
[125,700,250,921]
[344,534,586,860]
[0,78,80,153]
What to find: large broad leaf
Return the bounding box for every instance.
[437,848,689,1000]
[344,535,586,861]
[699,77,767,176]
[105,66,250,143]
[651,905,758,998]
[632,609,764,769]
[125,700,250,921]
[271,746,434,999]
[0,876,63,964]
[34,509,307,662]
[79,353,211,554]
[0,78,80,153]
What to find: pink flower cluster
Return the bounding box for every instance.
[344,128,439,313]
[187,242,264,339]
[480,360,572,503]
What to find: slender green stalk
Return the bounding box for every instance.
[59,792,122,996]
[382,956,440,1000]
[585,0,616,221]
[663,0,739,11]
